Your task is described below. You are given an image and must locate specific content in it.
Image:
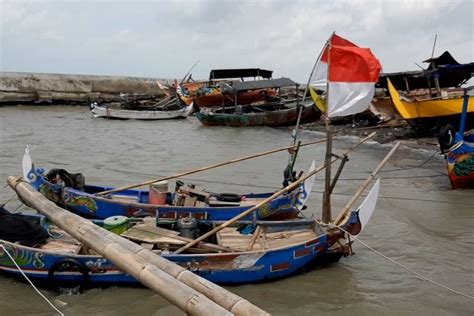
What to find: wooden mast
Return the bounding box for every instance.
[322,120,333,223]
[174,132,375,255]
[322,34,334,224]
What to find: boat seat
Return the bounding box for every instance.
[217,227,316,251]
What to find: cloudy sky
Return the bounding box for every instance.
[1,0,472,82]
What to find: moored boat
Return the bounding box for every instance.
[438,86,474,189]
[195,77,320,127]
[196,102,318,127]
[21,148,312,220]
[384,52,474,132]
[90,102,193,120]
[176,68,277,108]
[0,175,378,288]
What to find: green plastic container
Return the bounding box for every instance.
[103,216,129,235]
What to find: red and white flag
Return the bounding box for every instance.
[310,34,382,117]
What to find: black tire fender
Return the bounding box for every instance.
[48,258,90,290]
[216,193,241,203]
[438,124,456,153]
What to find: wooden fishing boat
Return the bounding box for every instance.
[387,79,474,129]
[196,102,318,127]
[0,177,378,288]
[438,86,474,189]
[384,52,474,132]
[176,68,277,108]
[21,148,315,220]
[90,102,193,120]
[195,78,320,127]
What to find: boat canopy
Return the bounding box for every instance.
[209,68,273,80]
[378,51,473,91]
[423,51,460,68]
[230,77,297,93]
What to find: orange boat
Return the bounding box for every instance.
[176,68,277,108]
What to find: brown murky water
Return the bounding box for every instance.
[0,106,473,315]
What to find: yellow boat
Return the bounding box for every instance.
[387,78,474,120]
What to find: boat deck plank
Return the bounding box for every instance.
[217,227,316,251]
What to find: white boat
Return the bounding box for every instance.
[90,102,193,120]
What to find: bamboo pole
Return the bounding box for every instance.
[7,177,269,316]
[322,125,333,223]
[97,138,327,195]
[329,154,348,194]
[174,132,376,254]
[333,142,401,226]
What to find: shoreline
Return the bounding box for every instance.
[301,119,441,152]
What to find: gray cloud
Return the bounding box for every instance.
[1,0,472,82]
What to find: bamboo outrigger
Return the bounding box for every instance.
[6,176,268,316]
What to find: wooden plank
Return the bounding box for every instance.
[133,224,233,253]
[247,226,261,251]
[110,195,138,203]
[179,187,211,199]
[40,240,82,254]
[121,226,187,245]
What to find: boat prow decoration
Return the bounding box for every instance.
[309,87,327,113]
[182,102,194,117]
[339,179,380,236]
[295,161,316,211]
[22,145,34,183]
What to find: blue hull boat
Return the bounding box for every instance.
[438,86,474,189]
[21,149,312,221]
[0,210,371,288]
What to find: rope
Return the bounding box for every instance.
[52,109,91,118]
[104,167,444,183]
[10,203,24,213]
[1,193,18,207]
[325,225,474,300]
[377,149,439,173]
[0,244,65,315]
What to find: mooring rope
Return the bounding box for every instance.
[376,149,440,173]
[51,109,91,118]
[106,166,444,182]
[327,225,474,300]
[0,244,65,315]
[0,193,18,208]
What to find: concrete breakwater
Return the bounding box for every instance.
[0,72,170,105]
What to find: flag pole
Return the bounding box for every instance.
[300,32,335,105]
[286,33,334,181]
[322,32,335,224]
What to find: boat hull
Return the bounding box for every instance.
[179,86,276,108]
[0,233,338,287]
[27,167,298,220]
[387,79,474,131]
[196,104,319,127]
[90,103,193,120]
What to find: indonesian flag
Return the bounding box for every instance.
[310,34,382,117]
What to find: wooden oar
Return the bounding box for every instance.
[333,141,401,226]
[173,132,375,254]
[97,138,327,195]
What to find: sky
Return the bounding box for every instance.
[0,0,472,82]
